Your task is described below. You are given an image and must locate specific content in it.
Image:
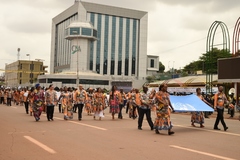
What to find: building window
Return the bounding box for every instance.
[96,14,102,73]
[20,73,22,78]
[19,80,22,84]
[93,29,97,38]
[118,17,123,75]
[40,65,42,70]
[55,13,78,71]
[111,16,116,75]
[103,15,109,74]
[29,73,33,78]
[30,63,34,70]
[150,59,154,68]
[125,18,130,76]
[132,19,137,75]
[70,27,80,35]
[82,28,92,36]
[20,64,22,69]
[89,13,95,71]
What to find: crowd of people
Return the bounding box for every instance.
[0,83,176,135]
[1,84,239,134]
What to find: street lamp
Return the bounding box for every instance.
[172,61,175,79]
[26,54,30,61]
[17,48,20,60]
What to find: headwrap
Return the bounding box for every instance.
[35,83,40,88]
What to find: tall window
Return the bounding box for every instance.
[150,59,154,68]
[132,19,137,75]
[118,18,123,75]
[30,64,34,70]
[103,15,109,74]
[29,73,33,78]
[111,16,116,75]
[125,18,130,76]
[96,14,102,73]
[89,13,95,70]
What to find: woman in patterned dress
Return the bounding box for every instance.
[128,89,138,119]
[32,84,45,121]
[191,88,212,127]
[154,84,175,135]
[85,88,94,115]
[109,85,121,120]
[59,87,73,120]
[93,88,105,120]
[118,89,126,119]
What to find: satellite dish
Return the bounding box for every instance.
[228,88,235,95]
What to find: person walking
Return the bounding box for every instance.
[32,84,45,121]
[0,89,4,104]
[74,85,87,121]
[191,88,212,128]
[23,88,29,114]
[138,86,154,130]
[118,89,126,119]
[86,88,94,115]
[154,84,175,135]
[109,85,121,120]
[93,88,105,120]
[45,84,57,121]
[213,86,228,131]
[59,86,73,120]
[6,88,13,106]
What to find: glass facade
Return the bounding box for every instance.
[46,78,108,85]
[55,13,78,72]
[89,13,95,70]
[70,27,80,35]
[125,18,130,76]
[132,19,137,75]
[111,16,116,75]
[81,28,92,36]
[103,15,109,74]
[96,14,102,73]
[83,13,139,76]
[47,78,76,84]
[118,17,123,75]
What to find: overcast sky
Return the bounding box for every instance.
[0,0,239,74]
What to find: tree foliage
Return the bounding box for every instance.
[158,61,165,73]
[183,48,232,74]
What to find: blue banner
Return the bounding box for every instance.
[170,95,214,112]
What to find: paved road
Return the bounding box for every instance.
[0,104,239,160]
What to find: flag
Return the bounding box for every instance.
[170,94,214,112]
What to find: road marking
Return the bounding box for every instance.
[24,136,56,154]
[8,131,46,134]
[175,125,240,137]
[170,145,236,160]
[69,121,107,130]
[53,117,107,131]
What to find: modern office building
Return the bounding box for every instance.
[38,1,159,90]
[5,60,47,87]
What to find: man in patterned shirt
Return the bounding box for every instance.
[45,84,57,121]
